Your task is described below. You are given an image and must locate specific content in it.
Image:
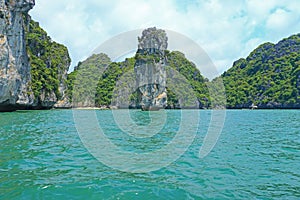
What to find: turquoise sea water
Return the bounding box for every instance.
[0,110,299,199]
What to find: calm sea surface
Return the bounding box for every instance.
[0,110,299,199]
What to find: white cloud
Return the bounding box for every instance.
[29,0,300,76]
[266,8,297,37]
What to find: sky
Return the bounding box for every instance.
[29,0,300,76]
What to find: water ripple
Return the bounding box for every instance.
[0,110,299,199]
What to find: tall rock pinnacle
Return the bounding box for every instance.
[134,27,168,110]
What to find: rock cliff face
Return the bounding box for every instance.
[134,27,168,110]
[0,0,71,111]
[0,0,35,111]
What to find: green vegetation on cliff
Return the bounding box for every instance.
[25,19,71,100]
[67,53,111,106]
[95,57,135,106]
[66,32,300,109]
[68,51,210,108]
[221,34,300,108]
[166,51,210,107]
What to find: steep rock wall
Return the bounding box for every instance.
[0,0,34,111]
[0,0,71,111]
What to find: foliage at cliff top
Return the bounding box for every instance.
[25,18,71,99]
[220,33,300,108]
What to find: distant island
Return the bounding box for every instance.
[68,31,300,109]
[67,28,210,110]
[219,34,300,109]
[0,1,299,111]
